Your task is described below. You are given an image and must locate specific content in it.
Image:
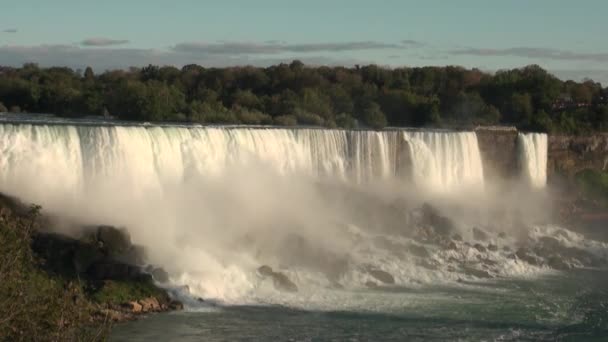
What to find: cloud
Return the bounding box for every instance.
[2,29,17,33]
[172,41,404,55]
[451,46,608,63]
[80,38,130,47]
[401,40,425,47]
[0,44,369,71]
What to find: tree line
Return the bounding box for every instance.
[0,61,606,133]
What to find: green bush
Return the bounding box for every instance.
[575,169,608,205]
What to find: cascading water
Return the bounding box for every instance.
[518,132,548,188]
[402,131,485,192]
[0,121,587,311]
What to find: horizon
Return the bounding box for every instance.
[1,0,607,85]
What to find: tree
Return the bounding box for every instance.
[84,66,95,82]
[359,101,387,129]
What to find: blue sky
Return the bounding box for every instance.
[1,0,607,83]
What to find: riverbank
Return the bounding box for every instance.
[0,193,182,340]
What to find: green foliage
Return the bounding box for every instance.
[91,280,168,306]
[0,62,606,132]
[359,102,387,129]
[574,169,608,205]
[274,115,298,126]
[0,204,105,341]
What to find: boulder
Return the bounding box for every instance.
[257,265,298,292]
[122,301,143,313]
[169,300,184,310]
[87,260,143,280]
[420,203,455,235]
[367,268,395,285]
[138,297,161,312]
[96,226,132,257]
[145,266,169,283]
[473,243,487,253]
[472,227,489,241]
[365,280,378,288]
[408,244,430,258]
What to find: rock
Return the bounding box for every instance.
[270,272,298,292]
[147,266,169,283]
[462,266,492,278]
[487,244,498,252]
[122,301,143,313]
[87,260,142,280]
[472,227,489,241]
[408,244,430,258]
[547,256,572,270]
[473,243,487,253]
[446,241,459,250]
[367,268,395,285]
[169,300,184,310]
[365,280,378,288]
[73,242,104,273]
[96,226,132,257]
[257,265,298,292]
[420,203,455,236]
[258,265,274,277]
[515,248,541,266]
[138,297,161,312]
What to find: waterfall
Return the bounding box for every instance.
[0,124,487,205]
[518,133,548,188]
[402,131,485,192]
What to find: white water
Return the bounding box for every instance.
[0,122,567,307]
[518,133,548,188]
[403,131,484,192]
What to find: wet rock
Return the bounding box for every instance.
[258,265,274,277]
[473,243,487,253]
[87,260,143,280]
[488,244,498,252]
[515,248,542,266]
[547,256,572,270]
[472,227,489,241]
[462,266,492,278]
[365,280,378,288]
[408,244,430,258]
[420,203,455,236]
[169,300,184,310]
[145,266,169,283]
[417,259,439,270]
[96,226,132,256]
[367,268,395,285]
[138,297,161,312]
[73,242,104,272]
[257,265,298,292]
[122,301,143,313]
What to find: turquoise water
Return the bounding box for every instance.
[111,269,608,341]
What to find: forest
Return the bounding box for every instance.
[0,61,606,133]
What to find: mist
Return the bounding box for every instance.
[0,123,559,304]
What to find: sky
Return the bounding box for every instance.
[1,0,607,84]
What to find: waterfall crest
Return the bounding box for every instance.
[0,124,487,202]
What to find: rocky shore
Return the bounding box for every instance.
[0,191,183,340]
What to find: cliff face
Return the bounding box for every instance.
[547,134,608,177]
[474,128,519,181]
[475,129,608,181]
